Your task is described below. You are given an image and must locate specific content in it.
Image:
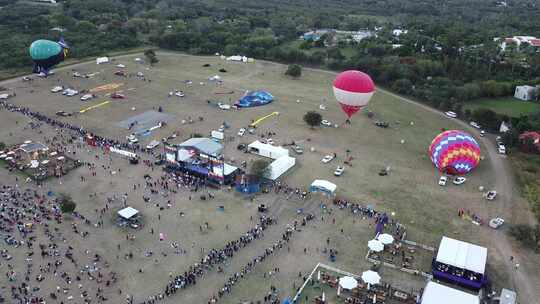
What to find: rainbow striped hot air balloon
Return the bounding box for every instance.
[429,130,481,175]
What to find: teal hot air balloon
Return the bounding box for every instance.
[29,38,69,75]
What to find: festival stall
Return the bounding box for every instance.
[432,236,488,289]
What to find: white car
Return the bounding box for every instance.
[237,128,246,137]
[489,217,505,229]
[439,176,448,186]
[498,145,506,154]
[321,120,332,126]
[321,155,334,163]
[80,94,93,101]
[116,64,126,68]
[51,86,63,93]
[453,177,466,185]
[218,125,225,132]
[480,130,485,137]
[484,190,497,201]
[136,72,144,77]
[126,134,138,144]
[334,166,345,176]
[73,72,82,77]
[445,111,457,118]
[218,103,231,110]
[175,91,185,97]
[469,121,481,129]
[62,89,79,97]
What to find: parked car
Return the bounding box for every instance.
[22,76,32,81]
[51,86,63,93]
[321,120,332,126]
[55,111,72,117]
[175,91,185,97]
[237,143,247,151]
[111,93,126,99]
[114,70,127,77]
[116,64,126,68]
[80,94,94,101]
[293,145,303,154]
[321,155,334,163]
[126,134,138,144]
[484,190,497,200]
[218,103,231,110]
[439,176,448,186]
[480,130,485,137]
[498,145,506,154]
[445,111,457,118]
[453,177,467,185]
[334,166,345,176]
[469,121,481,129]
[237,128,246,136]
[489,217,505,229]
[62,88,78,96]
[374,121,389,128]
[495,136,502,144]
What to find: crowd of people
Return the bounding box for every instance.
[210,213,315,303]
[135,215,277,304]
[0,184,117,304]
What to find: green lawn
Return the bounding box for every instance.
[464,98,540,117]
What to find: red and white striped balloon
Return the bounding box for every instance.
[333,70,375,118]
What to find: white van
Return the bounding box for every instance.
[146,140,160,150]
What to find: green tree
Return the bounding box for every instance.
[250,159,270,180]
[59,194,76,214]
[303,111,322,128]
[285,64,302,78]
[144,49,159,65]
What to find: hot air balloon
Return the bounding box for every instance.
[429,130,481,175]
[29,38,69,76]
[333,70,375,120]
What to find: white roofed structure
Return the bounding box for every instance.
[310,179,337,194]
[248,141,289,159]
[96,57,109,64]
[117,207,139,220]
[421,282,479,304]
[265,156,296,180]
[436,236,487,274]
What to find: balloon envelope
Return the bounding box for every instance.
[429,130,481,175]
[333,70,375,118]
[29,39,68,74]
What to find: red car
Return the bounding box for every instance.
[114,70,127,77]
[111,92,126,99]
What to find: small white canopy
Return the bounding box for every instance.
[310,179,337,194]
[436,236,487,274]
[96,57,109,64]
[361,270,381,285]
[421,281,479,304]
[339,276,358,290]
[377,233,394,245]
[118,207,139,219]
[367,239,384,252]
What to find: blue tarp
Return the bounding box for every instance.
[235,91,274,108]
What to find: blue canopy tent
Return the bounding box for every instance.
[235,91,274,108]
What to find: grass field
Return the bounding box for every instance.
[0,51,516,303]
[464,98,540,117]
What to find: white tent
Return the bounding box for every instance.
[367,239,384,252]
[265,156,296,180]
[361,270,381,285]
[118,207,139,220]
[339,276,358,290]
[248,141,289,159]
[226,55,243,61]
[421,282,479,304]
[436,236,487,274]
[96,57,109,64]
[377,233,394,245]
[309,179,337,194]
